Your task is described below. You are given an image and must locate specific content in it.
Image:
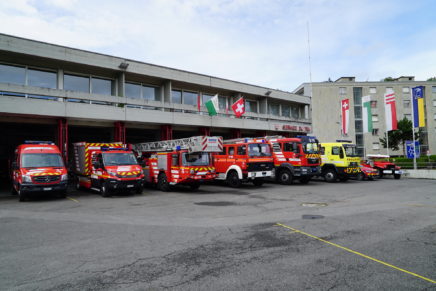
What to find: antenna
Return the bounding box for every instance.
[306,21,313,84]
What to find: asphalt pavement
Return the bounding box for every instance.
[0,177,435,290]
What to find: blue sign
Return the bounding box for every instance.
[406,140,420,159]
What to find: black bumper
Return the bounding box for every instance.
[106,179,144,190]
[294,166,321,177]
[20,181,68,193]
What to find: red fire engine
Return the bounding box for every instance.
[72,142,144,197]
[133,136,222,191]
[11,141,68,202]
[264,135,321,184]
[213,138,274,187]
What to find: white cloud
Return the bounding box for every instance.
[0,0,434,90]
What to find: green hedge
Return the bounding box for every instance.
[389,155,436,169]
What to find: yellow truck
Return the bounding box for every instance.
[320,141,361,182]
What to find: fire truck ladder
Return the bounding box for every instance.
[134,136,223,153]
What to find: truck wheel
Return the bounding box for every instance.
[100,181,111,197]
[75,178,83,191]
[300,177,310,184]
[394,174,401,180]
[190,183,200,190]
[323,169,337,183]
[18,186,27,202]
[158,173,171,192]
[226,171,242,188]
[356,173,365,181]
[339,176,349,182]
[252,179,264,186]
[277,169,293,185]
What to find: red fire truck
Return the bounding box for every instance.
[213,138,274,187]
[133,136,222,191]
[11,141,68,202]
[72,142,144,197]
[264,135,321,184]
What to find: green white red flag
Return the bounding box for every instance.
[362,95,373,133]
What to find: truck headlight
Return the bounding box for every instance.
[61,174,68,181]
[22,175,32,183]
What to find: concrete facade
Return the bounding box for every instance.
[0,34,312,137]
[295,77,436,156]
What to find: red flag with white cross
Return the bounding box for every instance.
[232,97,245,118]
[341,98,350,135]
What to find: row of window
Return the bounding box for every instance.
[341,86,436,96]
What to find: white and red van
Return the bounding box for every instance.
[11,141,68,201]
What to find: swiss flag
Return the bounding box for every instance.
[341,99,350,135]
[231,97,245,118]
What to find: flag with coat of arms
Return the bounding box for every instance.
[232,97,245,118]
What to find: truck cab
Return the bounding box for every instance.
[320,141,361,182]
[73,142,144,197]
[213,138,274,187]
[11,141,68,201]
[364,154,402,179]
[266,135,321,184]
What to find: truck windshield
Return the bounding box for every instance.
[303,142,320,154]
[102,153,138,166]
[182,152,210,166]
[21,153,64,168]
[248,143,271,157]
[343,145,359,157]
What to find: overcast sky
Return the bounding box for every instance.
[1,0,435,91]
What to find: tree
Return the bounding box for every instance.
[379,117,421,153]
[382,76,395,82]
[427,77,436,81]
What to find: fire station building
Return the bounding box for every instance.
[0,34,312,177]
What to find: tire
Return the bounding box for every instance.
[323,169,337,183]
[158,173,171,192]
[18,186,27,202]
[339,176,349,182]
[300,177,310,184]
[190,183,200,190]
[252,179,264,187]
[356,173,365,181]
[100,181,111,197]
[277,169,293,185]
[226,171,242,188]
[75,177,82,191]
[368,176,374,181]
[394,174,401,180]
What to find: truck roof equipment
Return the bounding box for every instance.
[134,136,223,153]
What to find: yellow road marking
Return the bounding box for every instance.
[67,197,79,203]
[276,223,436,284]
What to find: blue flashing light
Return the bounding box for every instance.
[24,140,54,145]
[176,145,181,151]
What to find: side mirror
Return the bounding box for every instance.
[339,149,344,159]
[93,161,101,169]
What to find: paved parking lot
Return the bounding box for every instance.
[0,178,435,290]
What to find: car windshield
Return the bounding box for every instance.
[248,143,271,157]
[303,142,319,154]
[21,153,64,168]
[102,153,138,166]
[343,145,359,157]
[182,152,210,166]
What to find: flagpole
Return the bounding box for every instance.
[386,131,389,156]
[410,88,417,170]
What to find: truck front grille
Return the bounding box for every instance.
[308,158,319,164]
[32,175,61,183]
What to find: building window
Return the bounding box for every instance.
[434,114,436,120]
[291,105,300,118]
[91,77,112,95]
[372,142,380,150]
[269,103,280,116]
[403,100,411,108]
[372,115,379,122]
[281,104,290,117]
[356,134,363,146]
[245,100,258,113]
[369,87,376,94]
[219,96,227,110]
[171,90,182,104]
[143,85,159,101]
[28,68,57,89]
[354,106,362,119]
[64,74,89,93]
[370,100,377,108]
[402,87,410,93]
[182,91,197,105]
[339,87,347,95]
[0,64,25,85]
[125,83,142,99]
[202,93,215,104]
[405,114,412,121]
[372,128,379,136]
[355,120,362,132]
[432,86,436,94]
[433,99,436,107]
